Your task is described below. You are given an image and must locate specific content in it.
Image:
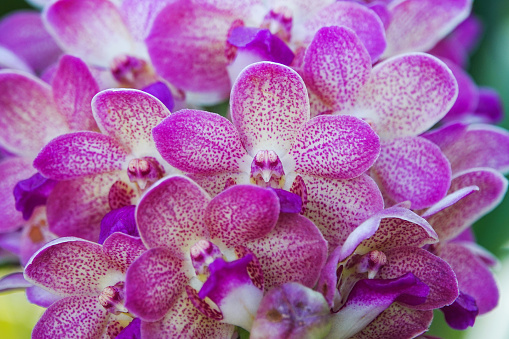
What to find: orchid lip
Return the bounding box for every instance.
[260,7,293,43]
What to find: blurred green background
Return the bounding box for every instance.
[1,0,509,338]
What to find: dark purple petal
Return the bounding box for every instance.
[228,27,294,65]
[441,291,478,330]
[116,318,141,339]
[269,188,302,213]
[99,205,138,245]
[14,173,58,220]
[473,88,504,124]
[142,81,174,112]
[250,283,331,339]
[330,273,429,338]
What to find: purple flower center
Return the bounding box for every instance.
[260,7,293,43]
[111,55,152,87]
[98,281,128,315]
[190,240,223,276]
[127,157,165,190]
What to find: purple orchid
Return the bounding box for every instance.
[24,232,147,338]
[123,175,327,336]
[300,25,458,209]
[33,88,174,241]
[153,61,383,249]
[316,205,459,338]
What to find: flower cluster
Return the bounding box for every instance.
[0,0,507,338]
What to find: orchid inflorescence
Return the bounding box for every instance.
[0,0,507,338]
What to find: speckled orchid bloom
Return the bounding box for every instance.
[33,89,175,242]
[23,232,147,339]
[317,205,459,338]
[152,61,383,249]
[123,175,327,337]
[0,55,102,262]
[300,25,458,209]
[42,0,178,107]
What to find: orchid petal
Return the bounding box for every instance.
[44,0,136,66]
[342,207,438,260]
[26,286,63,308]
[33,132,129,181]
[146,0,234,95]
[291,115,380,179]
[52,55,100,132]
[32,296,109,339]
[302,26,371,114]
[438,243,498,314]
[102,232,146,274]
[427,124,509,175]
[0,71,68,156]
[25,238,120,296]
[141,290,235,338]
[350,304,433,339]
[372,137,452,209]
[187,172,249,197]
[46,172,120,241]
[120,0,176,41]
[426,168,508,242]
[93,89,171,154]
[0,11,61,73]
[153,110,248,175]
[301,1,386,62]
[231,62,310,156]
[205,185,279,247]
[298,174,383,249]
[14,172,58,221]
[99,205,139,244]
[0,157,36,232]
[136,176,209,256]
[246,213,327,290]
[377,246,458,310]
[0,45,32,72]
[441,291,478,330]
[420,185,478,218]
[125,247,189,321]
[355,53,457,140]
[473,88,504,124]
[0,272,32,292]
[383,0,472,57]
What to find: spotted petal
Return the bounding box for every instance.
[124,247,189,321]
[46,171,121,241]
[25,238,121,296]
[153,110,249,175]
[136,176,210,257]
[102,232,147,274]
[383,0,472,57]
[32,296,110,339]
[426,168,508,242]
[205,185,280,247]
[355,53,457,140]
[33,132,129,181]
[246,213,327,290]
[302,26,371,116]
[44,0,137,66]
[377,246,458,310]
[231,62,310,156]
[301,1,386,62]
[0,71,68,156]
[52,55,100,132]
[438,243,498,315]
[371,137,452,209]
[298,174,384,249]
[290,115,380,179]
[141,290,235,338]
[93,89,171,154]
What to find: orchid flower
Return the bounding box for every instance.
[0,55,101,261]
[317,205,458,338]
[23,232,146,338]
[123,175,327,336]
[33,89,175,241]
[153,61,383,249]
[300,25,458,209]
[43,0,178,108]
